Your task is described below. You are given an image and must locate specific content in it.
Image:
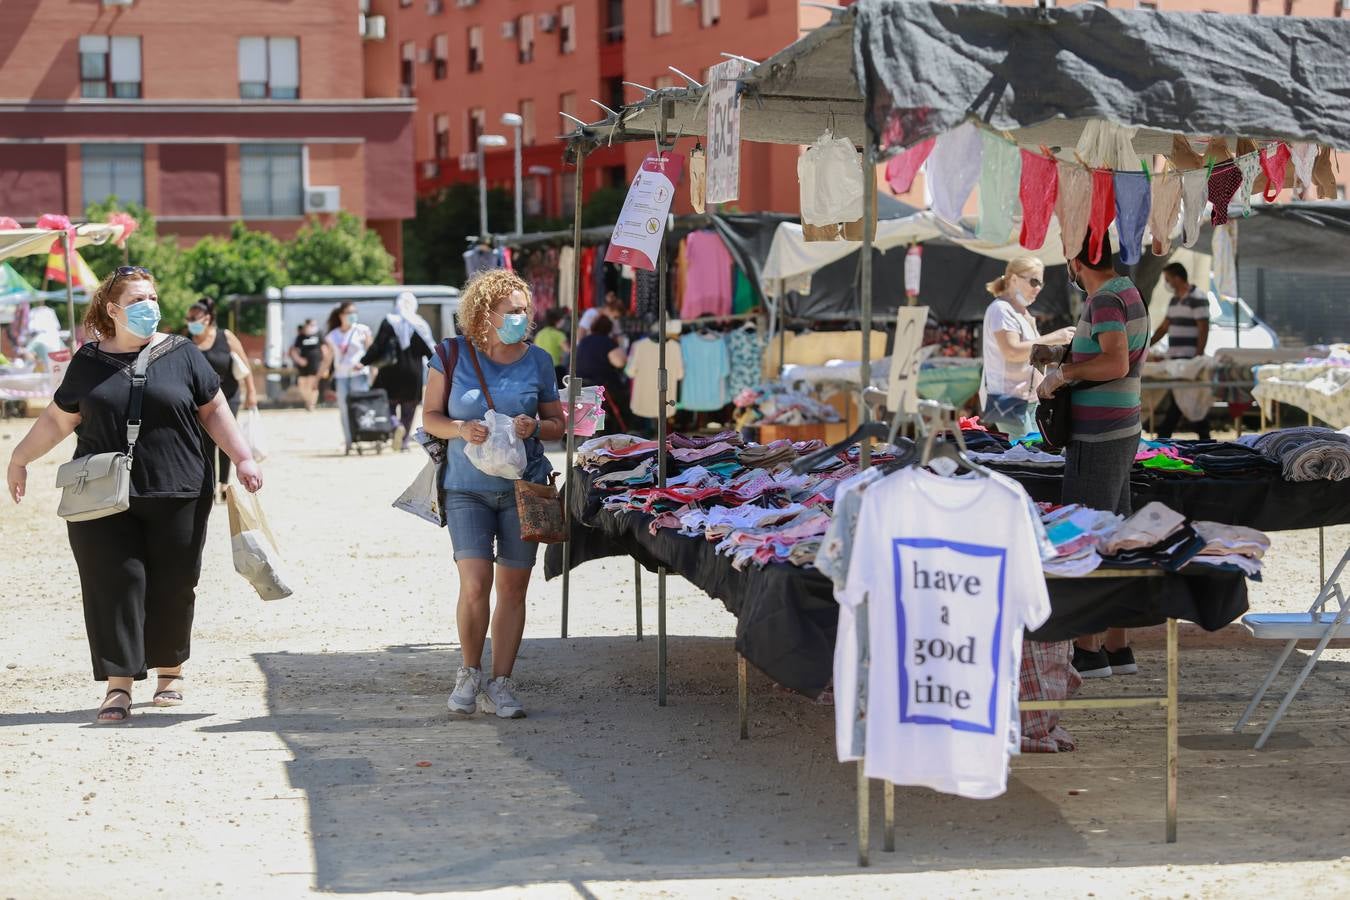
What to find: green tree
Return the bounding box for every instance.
[403,183,512,287]
[286,211,396,286]
[181,222,288,334]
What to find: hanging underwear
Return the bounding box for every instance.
[1208,162,1243,226]
[1312,145,1337,199]
[1087,169,1116,264]
[1180,169,1208,248]
[1112,171,1150,266]
[1167,133,1205,171]
[928,123,983,225]
[1259,142,1291,201]
[1234,153,1263,216]
[1289,142,1317,195]
[1018,150,1058,251]
[885,138,935,195]
[977,131,1022,244]
[1148,172,1183,255]
[1054,162,1091,259]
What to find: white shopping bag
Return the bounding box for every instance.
[238,408,269,462]
[393,458,444,526]
[226,485,294,601]
[463,410,526,479]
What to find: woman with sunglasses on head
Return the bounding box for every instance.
[6,267,263,724]
[324,301,373,454]
[186,296,258,501]
[979,257,1076,438]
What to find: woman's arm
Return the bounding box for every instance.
[993,329,1036,363]
[197,390,263,491]
[536,399,566,441]
[224,330,258,408]
[7,404,81,503]
[422,368,487,443]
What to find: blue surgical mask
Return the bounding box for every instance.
[345,312,359,325]
[187,320,206,336]
[121,300,161,339]
[495,313,528,345]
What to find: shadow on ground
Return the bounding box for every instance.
[197,638,1350,893]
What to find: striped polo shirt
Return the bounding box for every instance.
[1166,287,1210,359]
[1070,276,1150,443]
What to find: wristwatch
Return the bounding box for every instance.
[530,418,542,439]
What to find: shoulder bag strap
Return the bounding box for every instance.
[466,342,495,411]
[435,337,458,415]
[125,335,161,459]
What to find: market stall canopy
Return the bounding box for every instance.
[0,223,126,262]
[1210,202,1350,276]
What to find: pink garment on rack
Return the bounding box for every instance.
[1018,150,1058,251]
[1260,142,1291,201]
[884,138,935,194]
[681,230,734,318]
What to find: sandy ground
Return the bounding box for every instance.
[2,408,1349,899]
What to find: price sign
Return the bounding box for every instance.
[887,306,928,415]
[705,58,745,205]
[605,152,686,271]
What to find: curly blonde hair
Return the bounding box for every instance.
[84,268,156,340]
[456,268,533,350]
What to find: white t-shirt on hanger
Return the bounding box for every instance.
[838,467,1052,800]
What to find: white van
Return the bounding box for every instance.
[1203,293,1279,355]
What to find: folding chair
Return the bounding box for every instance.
[1234,548,1350,749]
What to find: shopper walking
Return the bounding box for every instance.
[1149,262,1212,440]
[421,270,564,719]
[325,302,373,453]
[6,267,263,723]
[1039,235,1149,677]
[289,319,326,411]
[363,292,434,450]
[186,297,257,501]
[979,257,1075,438]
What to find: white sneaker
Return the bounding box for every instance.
[447,666,482,715]
[479,676,526,719]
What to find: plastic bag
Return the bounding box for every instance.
[226,485,294,601]
[463,410,526,479]
[238,408,268,462]
[393,458,444,526]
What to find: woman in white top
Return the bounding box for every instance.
[979,257,1074,438]
[324,301,374,452]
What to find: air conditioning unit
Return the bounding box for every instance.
[305,186,341,214]
[679,0,697,6]
[363,15,387,40]
[538,13,558,32]
[102,0,135,6]
[455,0,477,7]
[359,0,371,13]
[500,20,516,39]
[460,153,478,171]
[428,0,444,13]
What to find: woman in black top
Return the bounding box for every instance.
[288,319,326,411]
[361,292,433,450]
[186,297,257,500]
[573,313,630,434]
[6,268,263,724]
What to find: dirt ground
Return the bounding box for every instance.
[2,408,1348,899]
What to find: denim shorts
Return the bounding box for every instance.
[444,489,538,569]
[982,393,1038,439]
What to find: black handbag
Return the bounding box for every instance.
[1036,380,1103,452]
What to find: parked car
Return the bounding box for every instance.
[1204,293,1279,354]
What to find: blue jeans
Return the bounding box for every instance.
[982,393,1037,439]
[335,372,371,446]
[444,489,538,569]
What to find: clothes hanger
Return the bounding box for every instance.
[914,403,989,478]
[791,422,909,474]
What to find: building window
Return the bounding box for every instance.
[519,99,536,146]
[517,15,535,64]
[654,0,673,35]
[240,144,303,217]
[559,5,576,54]
[467,26,483,72]
[239,37,299,99]
[82,144,143,207]
[561,171,577,217]
[400,41,415,95]
[700,0,721,28]
[468,108,485,154]
[559,91,576,125]
[433,34,449,79]
[80,35,141,99]
[605,0,625,42]
[434,114,451,160]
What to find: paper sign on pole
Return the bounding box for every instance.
[604,152,686,271]
[705,58,745,205]
[887,306,928,415]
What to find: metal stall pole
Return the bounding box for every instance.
[737,653,748,739]
[1166,617,1179,843]
[62,232,77,350]
[656,99,673,708]
[634,559,644,641]
[560,141,589,641]
[856,132,881,867]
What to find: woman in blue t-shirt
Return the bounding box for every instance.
[422,270,564,720]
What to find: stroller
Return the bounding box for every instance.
[345,388,396,455]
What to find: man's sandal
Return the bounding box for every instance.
[153,674,184,707]
[96,689,132,725]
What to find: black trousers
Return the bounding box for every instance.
[1156,393,1211,441]
[66,495,212,681]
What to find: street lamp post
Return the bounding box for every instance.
[501,113,524,235]
[477,133,508,239]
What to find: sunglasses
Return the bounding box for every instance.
[114,265,152,279]
[1023,276,1043,288]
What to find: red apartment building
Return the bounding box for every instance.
[397,0,841,218]
[0,0,415,270]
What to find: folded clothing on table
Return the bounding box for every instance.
[1238,426,1350,481]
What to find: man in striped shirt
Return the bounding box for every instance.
[1149,262,1212,440]
[1038,234,1149,678]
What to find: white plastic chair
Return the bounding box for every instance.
[1234,548,1350,749]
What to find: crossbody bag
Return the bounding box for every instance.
[55,337,158,522]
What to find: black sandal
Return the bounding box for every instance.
[96,688,132,725]
[153,674,185,708]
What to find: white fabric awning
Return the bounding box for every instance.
[0,223,126,262]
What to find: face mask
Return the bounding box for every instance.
[305,327,318,336]
[120,299,161,339]
[1067,266,1082,293]
[495,312,529,345]
[187,320,206,336]
[344,312,359,325]
[1011,288,1030,307]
